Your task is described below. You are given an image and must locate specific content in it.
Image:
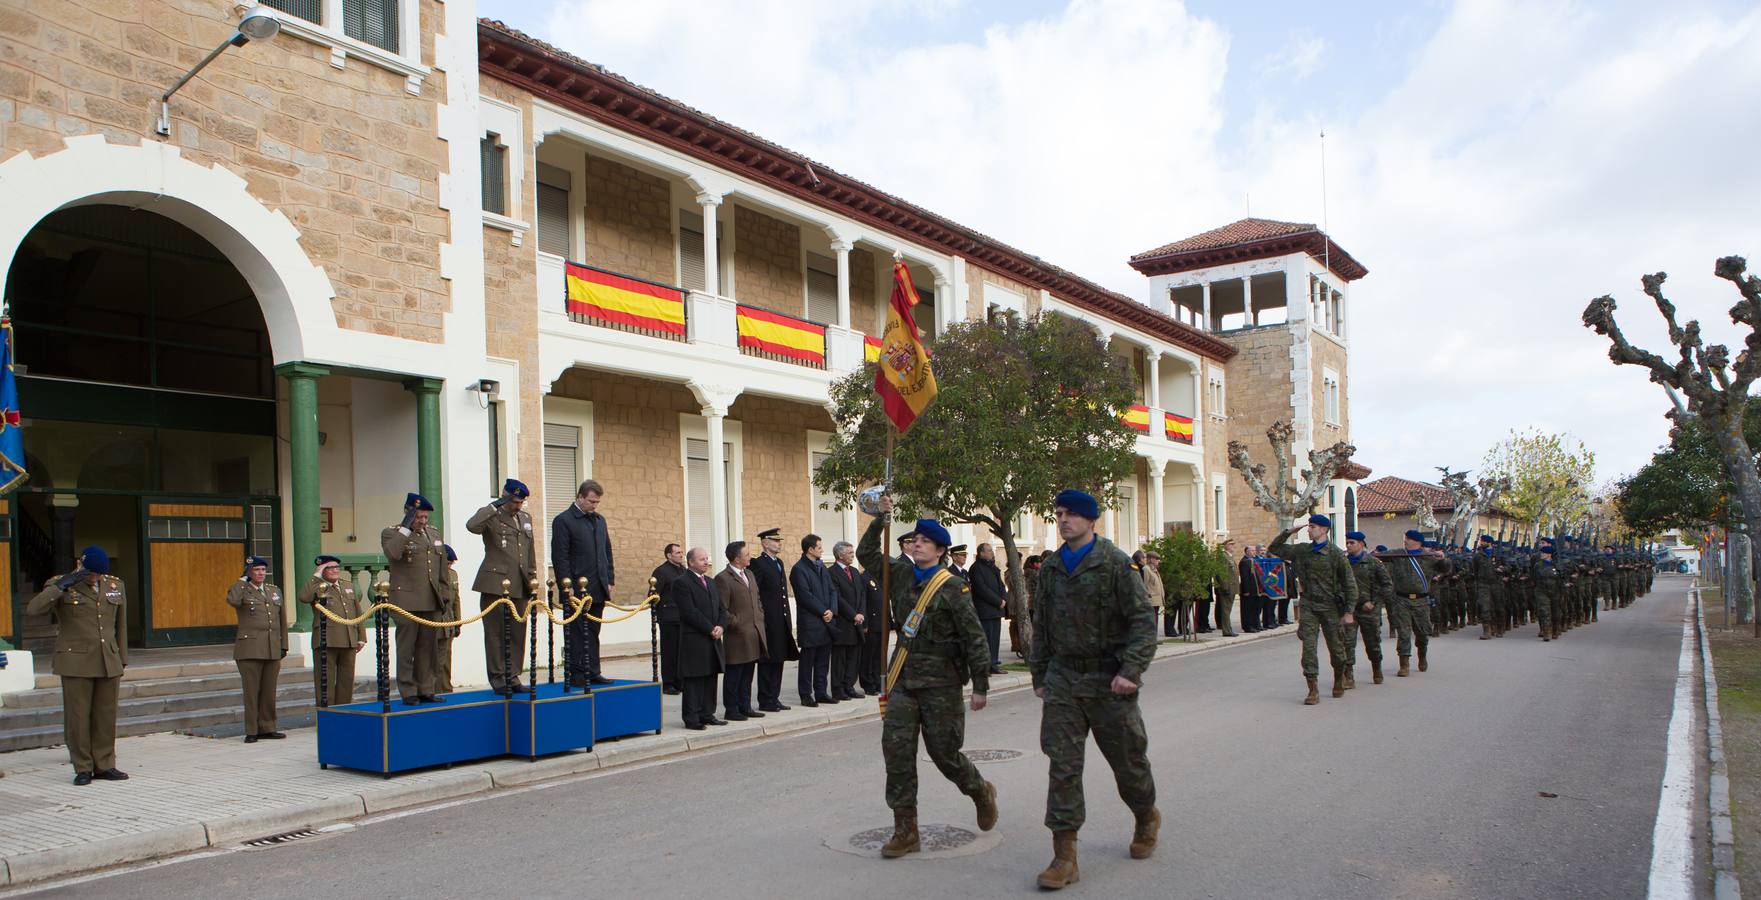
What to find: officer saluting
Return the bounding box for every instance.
[299,555,364,705]
[466,479,537,693]
[381,492,446,704]
[27,546,129,785]
[228,557,288,742]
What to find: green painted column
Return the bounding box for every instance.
[405,378,444,529]
[278,362,328,632]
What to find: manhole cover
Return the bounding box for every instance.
[921,748,1026,764]
[828,822,1002,859]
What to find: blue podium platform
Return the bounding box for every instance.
[316,680,662,774]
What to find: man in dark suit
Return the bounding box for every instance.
[750,528,795,712]
[969,543,1009,674]
[650,543,688,695]
[858,563,885,694]
[791,534,837,706]
[827,541,868,700]
[948,544,970,580]
[550,479,616,687]
[671,547,726,730]
[1239,543,1263,633]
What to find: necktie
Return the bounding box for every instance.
[699,575,708,589]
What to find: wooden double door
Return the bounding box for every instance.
[141,499,278,647]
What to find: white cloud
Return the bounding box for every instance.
[1259,33,1327,82]
[527,0,1761,488]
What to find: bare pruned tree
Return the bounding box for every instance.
[1228,420,1356,531]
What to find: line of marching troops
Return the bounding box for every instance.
[1266,515,1657,706]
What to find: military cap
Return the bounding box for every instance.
[80,545,110,574]
[912,518,953,548]
[502,478,530,499]
[1478,534,1495,544]
[1375,545,1388,553]
[1404,529,1425,543]
[897,531,915,545]
[246,556,270,570]
[1054,489,1100,520]
[1422,540,1438,549]
[950,544,968,554]
[1308,513,1331,528]
[314,554,342,567]
[443,543,457,562]
[1345,531,1367,542]
[404,492,434,511]
[757,527,782,540]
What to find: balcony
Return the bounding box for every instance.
[1121,404,1200,452]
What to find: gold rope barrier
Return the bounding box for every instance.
[311,589,657,629]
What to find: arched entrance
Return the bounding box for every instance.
[6,205,278,647]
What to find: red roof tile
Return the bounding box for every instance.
[1130,218,1317,260]
[1356,476,1456,516]
[1127,217,1368,282]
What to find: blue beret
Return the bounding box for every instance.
[405,492,434,511]
[1345,531,1366,542]
[1404,529,1425,543]
[912,518,952,548]
[80,546,110,574]
[246,556,270,570]
[315,554,342,567]
[1375,545,1387,553]
[1478,534,1494,543]
[1422,540,1438,549]
[443,543,457,562]
[1054,489,1100,520]
[1308,514,1331,528]
[503,479,529,499]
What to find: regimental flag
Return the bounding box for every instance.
[1165,412,1194,444]
[735,305,826,365]
[565,262,687,335]
[864,335,883,364]
[1250,557,1287,600]
[1121,405,1152,433]
[874,260,938,432]
[0,318,26,497]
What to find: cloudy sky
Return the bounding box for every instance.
[479,0,1761,486]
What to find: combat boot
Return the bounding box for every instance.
[1371,659,1384,684]
[1480,623,1491,640]
[1037,831,1080,889]
[1418,648,1429,672]
[1303,675,1319,705]
[1129,806,1161,859]
[1397,656,1410,677]
[972,780,998,832]
[1331,666,1345,698]
[881,808,920,858]
[1343,666,1356,690]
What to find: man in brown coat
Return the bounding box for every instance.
[466,479,537,693]
[1215,537,1240,637]
[298,555,363,705]
[28,546,129,785]
[381,492,447,704]
[715,540,767,720]
[228,557,289,742]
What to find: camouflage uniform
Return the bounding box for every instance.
[857,517,991,810]
[1471,548,1503,637]
[1030,534,1158,832]
[1269,532,1357,679]
[1534,555,1561,640]
[1343,551,1390,673]
[1386,550,1444,664]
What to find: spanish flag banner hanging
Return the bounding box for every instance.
[874,260,937,433]
[1165,412,1194,444]
[565,262,687,335]
[864,335,883,364]
[735,305,826,365]
[1121,405,1152,433]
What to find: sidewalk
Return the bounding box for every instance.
[0,623,1295,887]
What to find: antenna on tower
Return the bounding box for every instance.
[1319,127,1330,275]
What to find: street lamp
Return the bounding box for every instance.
[154,7,282,137]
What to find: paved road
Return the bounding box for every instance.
[15,577,1696,899]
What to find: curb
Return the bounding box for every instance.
[0,623,1295,887]
[1695,585,1743,900]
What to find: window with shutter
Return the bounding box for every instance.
[679,226,706,292]
[481,135,506,216]
[543,423,580,524]
[263,0,321,24]
[343,0,399,51]
[684,438,734,551]
[536,164,571,257]
[806,253,837,324]
[912,286,936,340]
[810,451,843,544]
[1117,485,1137,551]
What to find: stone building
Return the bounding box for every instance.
[0,5,1369,704]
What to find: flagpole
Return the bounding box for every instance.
[879,426,895,706]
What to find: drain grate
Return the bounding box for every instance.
[243,828,320,849]
[962,748,1025,763]
[850,823,979,853]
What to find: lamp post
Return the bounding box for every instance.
[155,7,281,137]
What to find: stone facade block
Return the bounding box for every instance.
[732,204,802,316]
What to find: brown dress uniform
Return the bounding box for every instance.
[28,575,127,775]
[438,567,460,693]
[227,579,289,736]
[298,574,363,705]
[466,503,537,691]
[381,522,447,701]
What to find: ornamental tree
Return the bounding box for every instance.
[1480,428,1595,537]
[1582,256,1761,623]
[813,311,1139,637]
[1227,419,1356,529]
